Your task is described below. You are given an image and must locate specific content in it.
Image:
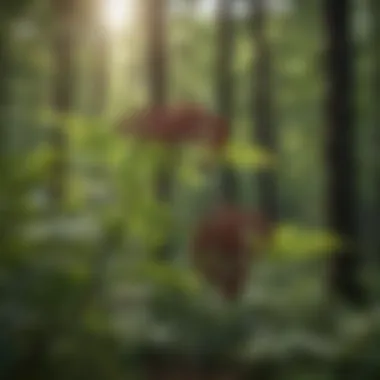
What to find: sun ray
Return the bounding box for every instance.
[102,0,135,32]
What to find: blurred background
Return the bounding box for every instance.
[0,0,379,379]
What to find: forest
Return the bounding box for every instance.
[0,0,379,379]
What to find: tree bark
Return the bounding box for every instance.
[146,0,169,200]
[91,27,109,115]
[216,0,238,203]
[146,0,167,107]
[49,0,76,204]
[250,0,278,221]
[369,0,380,266]
[0,29,11,156]
[145,0,172,261]
[324,0,366,306]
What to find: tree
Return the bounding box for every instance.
[250,0,278,221]
[216,0,238,203]
[324,0,366,306]
[146,0,169,201]
[0,0,30,153]
[90,1,110,115]
[146,0,167,107]
[369,0,380,266]
[49,0,77,203]
[145,0,172,261]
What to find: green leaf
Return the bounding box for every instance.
[224,143,276,170]
[270,224,344,260]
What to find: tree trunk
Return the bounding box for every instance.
[145,0,172,261]
[216,0,237,203]
[0,28,11,156]
[369,0,380,266]
[324,0,366,306]
[49,0,76,204]
[146,0,167,107]
[146,0,168,201]
[91,29,109,116]
[250,0,278,221]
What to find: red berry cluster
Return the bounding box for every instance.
[191,205,273,300]
[118,103,229,149]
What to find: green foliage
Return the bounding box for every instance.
[225,142,276,170]
[0,0,30,22]
[0,0,378,379]
[270,224,343,260]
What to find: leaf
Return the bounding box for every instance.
[224,143,276,170]
[269,224,344,260]
[176,163,206,189]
